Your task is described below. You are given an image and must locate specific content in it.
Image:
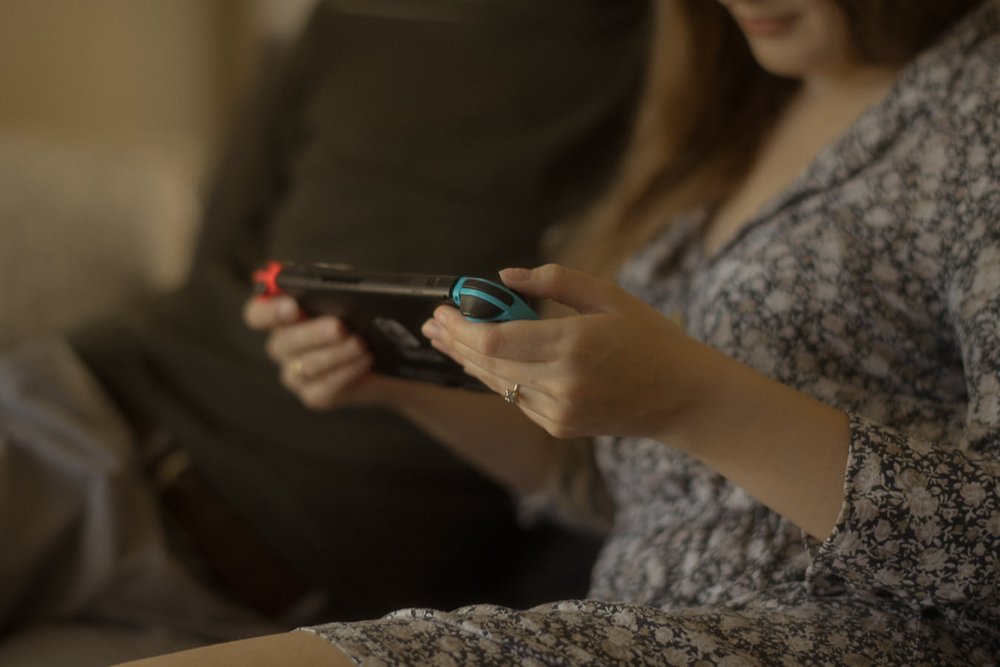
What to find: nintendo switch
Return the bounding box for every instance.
[253,261,538,390]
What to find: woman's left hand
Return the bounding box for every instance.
[424,263,853,538]
[422,263,717,441]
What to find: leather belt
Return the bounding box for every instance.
[149,445,322,621]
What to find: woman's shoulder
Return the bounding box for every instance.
[898,6,1000,269]
[893,2,1000,177]
[926,4,1000,199]
[943,3,1000,130]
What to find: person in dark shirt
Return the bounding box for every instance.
[0,0,650,650]
[131,0,1000,664]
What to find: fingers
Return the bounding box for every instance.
[244,295,301,330]
[265,316,349,362]
[243,293,375,410]
[499,264,623,315]
[285,354,373,411]
[436,351,584,440]
[425,306,565,363]
[422,304,564,393]
[272,320,373,410]
[279,335,370,385]
[421,290,633,441]
[422,309,583,436]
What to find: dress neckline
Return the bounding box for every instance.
[690,1,990,269]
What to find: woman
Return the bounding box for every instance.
[135,0,999,663]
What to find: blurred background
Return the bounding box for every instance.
[0,0,317,348]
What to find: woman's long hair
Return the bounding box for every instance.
[559,0,985,277]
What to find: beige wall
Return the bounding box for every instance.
[0,0,315,173]
[0,0,257,176]
[0,0,316,347]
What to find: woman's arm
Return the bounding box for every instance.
[430,258,1000,613]
[114,631,353,667]
[243,294,608,514]
[806,204,1000,615]
[658,341,851,540]
[426,264,851,539]
[381,376,563,495]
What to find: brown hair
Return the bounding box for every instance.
[558,0,985,277]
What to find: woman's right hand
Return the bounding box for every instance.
[243,295,378,410]
[244,297,560,497]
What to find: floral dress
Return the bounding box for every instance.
[305,3,1000,664]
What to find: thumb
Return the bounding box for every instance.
[499,264,620,315]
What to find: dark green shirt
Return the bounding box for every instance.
[71,0,650,620]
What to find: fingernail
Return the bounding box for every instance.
[499,268,531,282]
[321,320,340,340]
[278,299,299,319]
[422,320,441,338]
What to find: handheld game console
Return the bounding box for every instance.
[252,261,539,390]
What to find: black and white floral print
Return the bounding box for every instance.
[306,2,1000,663]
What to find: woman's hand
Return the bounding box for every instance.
[243,295,382,410]
[422,264,716,441]
[424,264,853,539]
[242,292,560,495]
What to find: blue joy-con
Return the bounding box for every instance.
[451,277,539,322]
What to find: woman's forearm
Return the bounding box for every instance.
[662,342,851,541]
[382,380,558,495]
[424,265,851,539]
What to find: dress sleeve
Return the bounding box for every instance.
[806,205,1000,624]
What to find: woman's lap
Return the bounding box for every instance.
[304,598,983,666]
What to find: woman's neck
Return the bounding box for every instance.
[701,64,900,259]
[800,61,899,104]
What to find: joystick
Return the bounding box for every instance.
[450,277,539,322]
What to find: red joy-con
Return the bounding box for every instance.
[252,260,285,300]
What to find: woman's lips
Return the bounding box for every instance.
[736,13,798,36]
